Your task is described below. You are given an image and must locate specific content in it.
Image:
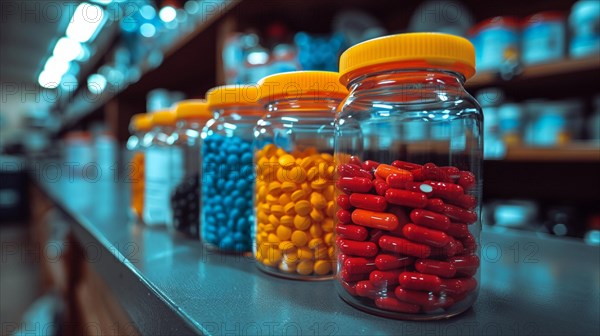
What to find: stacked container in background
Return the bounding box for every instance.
[143,110,179,226]
[201,85,262,252]
[253,71,348,279]
[126,113,152,222]
[169,100,212,238]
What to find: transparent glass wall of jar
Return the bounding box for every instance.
[126,114,152,222]
[169,100,212,238]
[201,85,262,252]
[253,71,348,280]
[143,110,178,226]
[335,33,482,320]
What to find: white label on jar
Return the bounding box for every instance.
[143,146,171,225]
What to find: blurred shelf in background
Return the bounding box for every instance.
[499,142,600,161]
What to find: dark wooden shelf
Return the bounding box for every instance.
[466,55,600,99]
[500,143,600,162]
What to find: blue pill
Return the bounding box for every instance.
[219,236,234,250]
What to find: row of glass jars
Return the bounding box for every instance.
[126,32,483,320]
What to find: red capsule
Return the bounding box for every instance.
[378,235,431,258]
[450,255,480,277]
[394,287,454,312]
[349,193,388,212]
[402,224,451,248]
[351,209,399,231]
[340,268,367,282]
[373,179,390,196]
[442,204,477,224]
[441,277,477,295]
[404,181,432,195]
[458,171,476,190]
[415,259,457,278]
[445,194,477,210]
[337,194,351,210]
[336,224,368,241]
[338,164,372,179]
[356,280,379,299]
[386,172,414,189]
[411,167,426,181]
[427,180,464,199]
[422,163,453,182]
[362,160,380,172]
[399,272,443,292]
[386,206,409,237]
[349,156,362,167]
[375,254,414,271]
[370,270,401,286]
[391,160,422,170]
[409,209,451,231]
[336,177,373,194]
[337,209,352,224]
[344,257,377,274]
[375,164,404,179]
[385,188,428,208]
[460,233,477,253]
[338,252,349,266]
[430,238,463,258]
[446,222,470,238]
[425,198,445,212]
[338,239,378,257]
[375,297,421,313]
[369,229,385,243]
[439,166,460,181]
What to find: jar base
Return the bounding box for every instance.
[335,282,475,321]
[256,262,334,281]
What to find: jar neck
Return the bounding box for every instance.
[176,119,206,130]
[348,69,467,102]
[214,106,263,123]
[266,97,341,115]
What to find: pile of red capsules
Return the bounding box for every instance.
[335,157,480,314]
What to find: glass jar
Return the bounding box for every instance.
[126,113,152,222]
[169,100,212,238]
[201,85,261,252]
[253,71,348,280]
[143,110,178,226]
[335,33,482,320]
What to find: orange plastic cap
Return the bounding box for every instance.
[131,113,152,131]
[206,84,260,109]
[152,110,176,126]
[174,99,212,121]
[257,71,348,104]
[339,33,476,86]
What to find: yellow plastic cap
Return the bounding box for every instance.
[339,33,476,85]
[174,99,212,121]
[131,113,152,131]
[206,84,260,109]
[257,71,348,104]
[152,110,176,126]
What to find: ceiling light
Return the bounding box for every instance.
[87,74,107,94]
[53,37,83,62]
[66,3,106,43]
[38,70,62,89]
[44,56,70,75]
[159,6,176,23]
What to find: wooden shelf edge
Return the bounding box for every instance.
[489,143,600,162]
[467,55,600,88]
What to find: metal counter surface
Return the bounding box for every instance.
[35,176,600,335]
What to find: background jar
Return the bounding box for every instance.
[169,100,212,238]
[126,113,152,222]
[335,33,482,320]
[201,85,261,252]
[253,71,348,280]
[143,110,178,226]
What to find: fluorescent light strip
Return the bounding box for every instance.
[66,2,106,43]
